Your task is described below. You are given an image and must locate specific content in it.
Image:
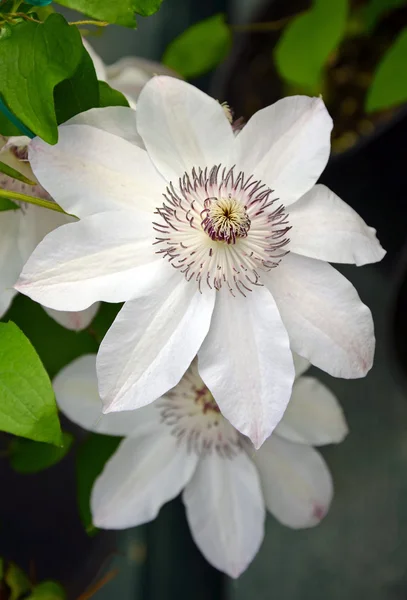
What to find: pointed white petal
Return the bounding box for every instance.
[53,354,161,436]
[29,124,164,218]
[65,106,144,148]
[92,433,198,529]
[265,253,375,378]
[98,272,216,413]
[198,287,294,449]
[82,38,107,81]
[0,209,23,317]
[254,435,333,528]
[275,376,349,445]
[183,451,265,578]
[106,56,180,106]
[136,76,235,182]
[43,303,100,331]
[289,184,386,265]
[16,210,160,311]
[235,96,332,206]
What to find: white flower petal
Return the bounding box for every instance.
[198,287,294,449]
[235,96,332,206]
[136,76,235,182]
[29,124,164,218]
[65,107,144,148]
[106,56,180,106]
[275,376,349,445]
[53,354,161,436]
[16,210,160,311]
[289,184,386,265]
[82,38,107,81]
[254,435,333,528]
[98,271,216,413]
[43,303,100,331]
[92,432,198,529]
[265,253,375,378]
[183,451,265,578]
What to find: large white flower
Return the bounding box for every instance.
[17,77,385,447]
[0,137,99,329]
[53,353,348,578]
[83,39,180,107]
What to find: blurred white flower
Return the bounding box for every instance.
[17,77,384,447]
[53,353,348,578]
[83,38,180,107]
[0,136,99,329]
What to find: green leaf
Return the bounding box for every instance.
[275,0,349,90]
[0,322,62,445]
[54,43,100,125]
[9,431,74,474]
[26,581,66,600]
[363,0,406,30]
[54,0,162,27]
[0,197,19,211]
[76,433,122,534]
[366,27,407,112]
[98,81,130,108]
[4,562,31,600]
[0,14,83,144]
[162,14,232,79]
[0,161,36,186]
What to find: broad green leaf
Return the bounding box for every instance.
[4,562,31,600]
[54,43,100,125]
[9,432,74,474]
[26,581,66,600]
[0,161,36,186]
[363,0,406,30]
[76,433,122,534]
[366,27,407,112]
[0,197,19,211]
[54,0,162,27]
[4,295,97,379]
[0,322,62,445]
[163,14,232,79]
[0,14,83,144]
[98,81,130,108]
[275,0,348,90]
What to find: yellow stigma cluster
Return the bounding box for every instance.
[202,196,251,244]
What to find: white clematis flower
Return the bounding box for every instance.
[0,136,99,329]
[53,353,348,578]
[17,77,385,447]
[83,39,180,107]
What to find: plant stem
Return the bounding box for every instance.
[69,19,109,27]
[0,188,68,214]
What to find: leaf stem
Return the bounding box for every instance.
[0,188,68,214]
[69,19,109,27]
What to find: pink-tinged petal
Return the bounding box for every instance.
[53,354,161,437]
[198,286,295,449]
[43,303,100,331]
[65,106,144,148]
[16,210,160,311]
[265,253,375,378]
[275,376,349,445]
[92,432,198,529]
[254,435,333,528]
[98,271,216,413]
[136,76,235,182]
[29,124,164,218]
[289,184,386,265]
[235,96,332,206]
[183,450,265,578]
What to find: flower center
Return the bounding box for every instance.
[156,362,240,457]
[201,196,251,244]
[154,165,291,296]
